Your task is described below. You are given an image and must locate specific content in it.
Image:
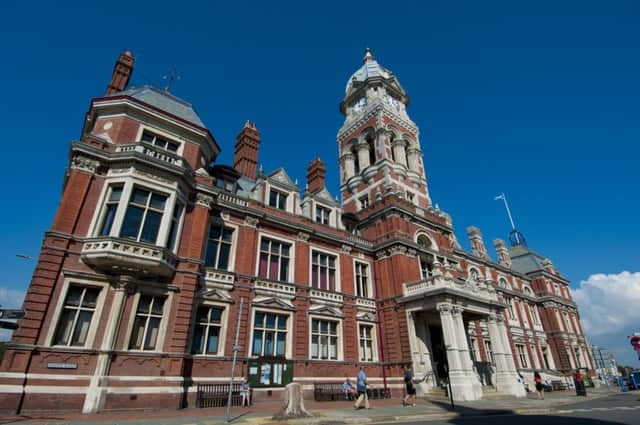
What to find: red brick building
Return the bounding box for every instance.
[0,50,593,413]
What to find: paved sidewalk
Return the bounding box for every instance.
[0,387,629,425]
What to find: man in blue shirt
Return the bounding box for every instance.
[354,367,370,409]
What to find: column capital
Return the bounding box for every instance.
[195,192,214,209]
[437,302,453,314]
[70,153,100,173]
[451,305,464,316]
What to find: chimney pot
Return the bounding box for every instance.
[106,51,135,95]
[233,122,261,179]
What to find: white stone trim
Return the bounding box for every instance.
[45,276,109,349]
[308,314,343,362]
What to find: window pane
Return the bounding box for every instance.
[252,330,263,355]
[144,317,161,350]
[129,316,146,349]
[71,311,93,346]
[192,325,205,354]
[137,296,152,314]
[99,204,117,236]
[266,314,276,329]
[264,331,274,355]
[140,210,162,243]
[218,243,230,270]
[222,228,233,242]
[65,287,83,306]
[258,253,268,277]
[276,332,286,356]
[282,245,289,257]
[207,327,220,354]
[311,335,318,358]
[204,239,219,267]
[141,131,154,142]
[311,319,318,333]
[279,258,288,281]
[277,315,287,330]
[209,225,222,239]
[131,188,149,206]
[255,312,264,327]
[196,307,208,323]
[120,206,144,239]
[321,321,328,333]
[53,309,74,345]
[82,288,99,308]
[260,239,269,251]
[210,307,222,323]
[151,297,165,315]
[149,194,166,210]
[268,255,278,280]
[166,141,179,152]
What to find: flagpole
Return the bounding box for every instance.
[495,193,516,230]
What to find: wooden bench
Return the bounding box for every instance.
[196,383,251,408]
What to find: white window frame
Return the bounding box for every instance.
[268,188,288,210]
[247,307,292,358]
[255,232,295,282]
[136,125,184,156]
[190,302,229,356]
[88,175,185,251]
[124,290,172,353]
[357,322,378,362]
[516,344,528,368]
[315,204,331,225]
[353,260,372,298]
[308,245,341,292]
[484,340,494,363]
[46,277,109,349]
[359,195,369,210]
[309,314,343,361]
[203,219,238,271]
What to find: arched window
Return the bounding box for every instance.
[524,286,533,295]
[417,234,433,250]
[366,134,376,166]
[498,278,509,289]
[351,144,360,174]
[389,134,396,162]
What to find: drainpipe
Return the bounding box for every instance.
[373,269,387,394]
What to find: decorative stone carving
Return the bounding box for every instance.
[195,193,214,209]
[296,232,310,243]
[70,154,100,173]
[340,244,352,254]
[243,216,259,228]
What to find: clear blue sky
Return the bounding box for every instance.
[1,1,639,362]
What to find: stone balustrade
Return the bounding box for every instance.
[204,268,235,289]
[254,279,297,299]
[115,142,183,167]
[309,288,344,304]
[81,237,176,277]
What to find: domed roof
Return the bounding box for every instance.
[345,48,399,95]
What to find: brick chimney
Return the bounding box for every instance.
[307,157,326,194]
[233,121,260,179]
[106,51,134,95]
[493,238,511,268]
[467,226,489,259]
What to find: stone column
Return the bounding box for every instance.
[342,153,355,180]
[356,140,370,170]
[406,146,421,172]
[452,307,482,399]
[83,278,131,413]
[487,313,526,397]
[392,139,407,167]
[438,303,479,401]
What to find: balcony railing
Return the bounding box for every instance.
[254,278,297,299]
[309,288,344,304]
[115,142,183,167]
[356,297,376,309]
[204,268,235,289]
[81,237,176,277]
[403,274,497,301]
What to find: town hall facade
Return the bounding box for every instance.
[0,50,594,413]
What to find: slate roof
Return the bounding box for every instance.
[509,244,548,274]
[111,85,205,128]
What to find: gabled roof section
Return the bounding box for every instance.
[308,186,339,207]
[109,85,205,127]
[510,244,553,275]
[267,168,298,191]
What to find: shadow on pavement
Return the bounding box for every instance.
[426,401,628,425]
[0,415,65,425]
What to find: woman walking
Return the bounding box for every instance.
[534,371,544,400]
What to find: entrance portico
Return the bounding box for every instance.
[402,274,526,401]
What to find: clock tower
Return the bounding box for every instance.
[338,48,431,214]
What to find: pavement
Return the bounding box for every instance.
[0,386,635,425]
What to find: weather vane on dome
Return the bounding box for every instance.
[163,66,181,93]
[494,193,527,247]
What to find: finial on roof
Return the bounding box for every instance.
[364,47,374,63]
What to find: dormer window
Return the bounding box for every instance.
[269,189,287,210]
[141,130,180,152]
[215,178,236,193]
[359,195,369,209]
[315,205,331,225]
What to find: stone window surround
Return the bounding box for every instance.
[308,245,342,292]
[45,277,109,349]
[88,174,186,253]
[190,301,229,357]
[353,259,373,299]
[204,218,239,272]
[123,287,173,353]
[247,306,293,359]
[314,204,332,226]
[135,124,185,157]
[356,321,378,363]
[254,232,296,283]
[308,314,343,362]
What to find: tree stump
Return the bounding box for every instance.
[272,382,312,420]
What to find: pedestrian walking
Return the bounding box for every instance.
[240,378,251,407]
[534,371,544,400]
[403,365,417,406]
[574,370,587,396]
[354,367,370,409]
